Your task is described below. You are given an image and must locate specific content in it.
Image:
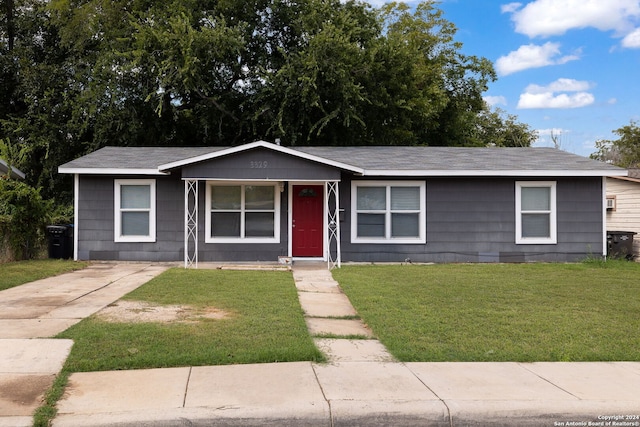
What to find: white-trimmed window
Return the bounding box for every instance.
[351,181,426,244]
[205,182,280,243]
[114,179,156,242]
[515,181,557,244]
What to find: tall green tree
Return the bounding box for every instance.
[2,0,535,203]
[591,121,640,167]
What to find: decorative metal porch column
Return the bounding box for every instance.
[326,181,341,269]
[184,179,198,268]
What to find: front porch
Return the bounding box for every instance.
[183,180,341,269]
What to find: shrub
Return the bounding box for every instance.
[0,178,51,260]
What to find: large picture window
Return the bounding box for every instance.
[206,183,280,243]
[515,181,557,244]
[114,179,156,242]
[351,181,426,244]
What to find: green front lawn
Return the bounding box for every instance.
[0,259,88,291]
[57,268,325,372]
[333,261,640,362]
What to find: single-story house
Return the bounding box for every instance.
[606,173,640,258]
[59,140,626,267]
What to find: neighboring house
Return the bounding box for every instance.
[606,175,640,258]
[0,159,25,180]
[59,140,626,267]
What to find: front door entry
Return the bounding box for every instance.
[292,185,324,257]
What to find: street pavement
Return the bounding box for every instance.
[1,261,640,426]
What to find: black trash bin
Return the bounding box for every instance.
[46,225,74,259]
[607,231,637,260]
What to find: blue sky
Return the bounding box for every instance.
[368,0,640,157]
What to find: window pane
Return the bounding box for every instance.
[211,212,240,237]
[211,186,241,210]
[357,213,385,237]
[391,187,419,210]
[521,187,550,211]
[245,186,274,210]
[391,213,419,237]
[121,185,150,209]
[245,212,275,237]
[121,212,149,236]
[357,187,386,210]
[522,214,550,238]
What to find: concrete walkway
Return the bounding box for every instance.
[0,263,169,427]
[2,262,640,426]
[292,261,395,363]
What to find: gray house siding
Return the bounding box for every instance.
[338,175,603,263]
[77,175,290,262]
[78,174,604,263]
[181,148,341,181]
[77,175,185,261]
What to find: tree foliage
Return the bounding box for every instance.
[1,0,535,202]
[591,121,640,168]
[0,179,50,260]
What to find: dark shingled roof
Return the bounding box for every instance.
[59,144,625,176]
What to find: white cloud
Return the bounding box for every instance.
[500,2,522,13]
[622,27,640,47]
[495,42,579,75]
[517,78,595,109]
[507,0,640,38]
[525,78,592,94]
[484,95,507,106]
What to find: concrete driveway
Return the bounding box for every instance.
[0,262,169,427]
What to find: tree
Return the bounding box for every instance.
[591,121,640,167]
[1,0,535,203]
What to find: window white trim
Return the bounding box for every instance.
[205,182,281,244]
[515,181,557,245]
[351,181,426,244]
[114,179,156,243]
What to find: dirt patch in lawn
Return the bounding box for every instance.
[96,300,231,323]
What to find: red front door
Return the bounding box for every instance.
[292,185,324,257]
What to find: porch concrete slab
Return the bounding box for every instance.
[56,367,190,415]
[312,362,439,401]
[406,362,576,401]
[0,373,56,416]
[522,362,640,401]
[297,292,357,317]
[305,318,373,337]
[0,339,73,374]
[186,362,329,421]
[315,339,395,362]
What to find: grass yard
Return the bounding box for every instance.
[57,268,325,372]
[333,261,640,362]
[0,259,88,291]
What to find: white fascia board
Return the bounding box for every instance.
[58,167,169,175]
[363,169,628,177]
[158,140,365,174]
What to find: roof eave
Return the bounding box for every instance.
[58,167,170,176]
[364,169,628,177]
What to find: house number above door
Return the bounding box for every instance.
[249,161,268,169]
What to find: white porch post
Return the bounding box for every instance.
[326,181,341,269]
[184,179,198,268]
